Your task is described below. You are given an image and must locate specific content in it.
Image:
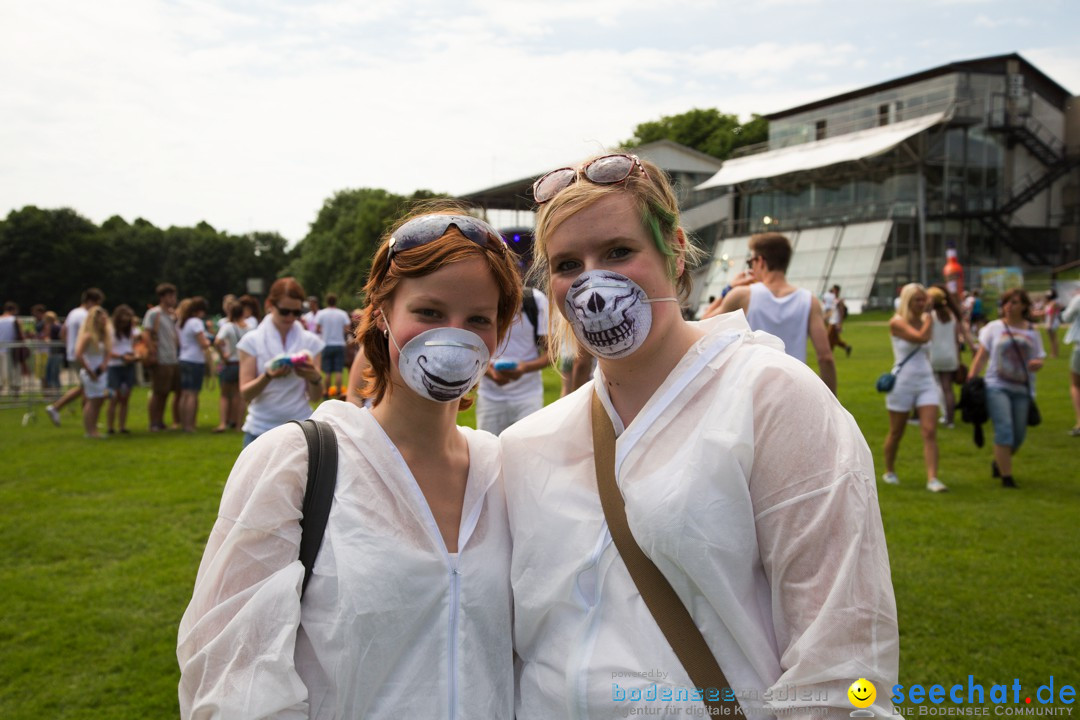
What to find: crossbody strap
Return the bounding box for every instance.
[291,419,339,598]
[590,390,738,713]
[894,344,922,374]
[1001,324,1033,392]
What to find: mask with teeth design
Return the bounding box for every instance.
[385,321,490,403]
[564,270,676,359]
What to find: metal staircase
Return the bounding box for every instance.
[982,112,1079,265]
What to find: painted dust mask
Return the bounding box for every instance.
[563,270,677,359]
[385,320,490,403]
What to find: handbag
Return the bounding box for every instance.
[875,346,922,393]
[952,362,969,386]
[1001,324,1041,428]
[591,391,739,714]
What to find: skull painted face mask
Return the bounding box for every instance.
[385,320,490,403]
[563,270,677,359]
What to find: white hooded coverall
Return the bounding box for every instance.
[177,400,513,719]
[501,312,900,720]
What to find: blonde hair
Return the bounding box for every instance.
[896,283,927,321]
[531,152,703,361]
[77,306,112,358]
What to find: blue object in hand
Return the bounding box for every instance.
[494,360,518,371]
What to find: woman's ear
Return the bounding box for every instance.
[674,227,687,278]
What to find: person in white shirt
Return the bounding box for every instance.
[704,233,836,394]
[45,287,104,426]
[477,283,549,435]
[235,279,325,447]
[75,306,112,438]
[314,293,352,396]
[106,304,138,434]
[1063,289,1080,436]
[178,208,523,719]
[301,295,319,333]
[177,296,212,433]
[502,153,898,719]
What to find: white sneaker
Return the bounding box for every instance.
[907,418,920,427]
[46,405,61,427]
[882,472,900,485]
[927,478,948,493]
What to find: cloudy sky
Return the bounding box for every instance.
[2,0,1078,243]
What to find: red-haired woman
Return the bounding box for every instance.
[179,206,521,718]
[233,278,325,447]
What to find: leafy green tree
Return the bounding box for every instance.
[0,206,98,311]
[289,188,443,306]
[624,108,768,160]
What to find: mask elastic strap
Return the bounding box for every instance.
[384,317,403,354]
[643,297,678,305]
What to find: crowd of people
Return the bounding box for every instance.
[3,153,1079,719]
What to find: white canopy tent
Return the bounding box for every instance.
[696,111,949,190]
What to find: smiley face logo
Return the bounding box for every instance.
[848,678,877,709]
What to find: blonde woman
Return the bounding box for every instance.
[501,153,898,718]
[882,283,946,491]
[75,306,112,438]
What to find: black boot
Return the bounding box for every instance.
[1001,475,1017,488]
[992,461,1000,478]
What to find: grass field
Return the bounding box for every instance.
[1,314,1077,719]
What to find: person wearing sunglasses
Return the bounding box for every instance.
[179,205,521,719]
[501,153,898,718]
[232,277,326,448]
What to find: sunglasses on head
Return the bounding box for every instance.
[387,214,505,265]
[274,305,304,317]
[531,153,649,205]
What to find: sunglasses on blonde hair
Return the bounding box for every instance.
[531,154,649,205]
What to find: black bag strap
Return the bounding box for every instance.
[291,419,339,597]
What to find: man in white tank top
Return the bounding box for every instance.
[706,232,837,394]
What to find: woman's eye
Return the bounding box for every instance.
[609,247,631,260]
[471,316,493,326]
[415,308,440,318]
[554,259,580,273]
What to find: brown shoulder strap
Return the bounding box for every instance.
[591,389,739,713]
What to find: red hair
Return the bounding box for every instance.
[357,204,522,409]
[265,278,306,311]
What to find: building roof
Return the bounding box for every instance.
[765,53,1073,121]
[697,111,947,189]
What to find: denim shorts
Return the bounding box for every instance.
[321,345,345,373]
[985,385,1031,450]
[179,361,205,391]
[107,364,136,392]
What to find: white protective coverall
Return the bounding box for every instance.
[177,400,513,719]
[502,312,899,720]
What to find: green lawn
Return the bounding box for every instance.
[1,317,1077,718]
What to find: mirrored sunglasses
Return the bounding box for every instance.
[387,214,505,264]
[531,154,649,205]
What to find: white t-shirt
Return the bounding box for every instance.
[301,310,318,333]
[0,315,18,344]
[64,306,88,361]
[479,288,549,403]
[236,318,325,435]
[243,316,259,331]
[179,317,208,364]
[314,307,351,347]
[215,321,248,362]
[979,320,1045,393]
[108,328,137,368]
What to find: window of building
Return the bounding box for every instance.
[878,104,889,126]
[815,120,827,141]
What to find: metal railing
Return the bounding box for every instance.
[0,340,77,424]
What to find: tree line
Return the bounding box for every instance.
[1,108,762,315]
